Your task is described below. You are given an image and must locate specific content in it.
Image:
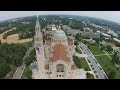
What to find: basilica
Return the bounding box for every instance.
[30,15,86,79]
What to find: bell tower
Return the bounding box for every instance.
[35,14,43,47]
[34,14,45,78]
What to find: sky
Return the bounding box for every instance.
[0,11,120,24]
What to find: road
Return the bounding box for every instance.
[67,35,108,79]
[12,46,34,79]
[79,42,108,79]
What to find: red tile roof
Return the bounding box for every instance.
[50,44,70,62]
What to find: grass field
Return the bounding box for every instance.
[88,44,104,55]
[104,49,113,54]
[81,58,91,71]
[95,55,120,79]
[73,56,91,71]
[87,43,120,79]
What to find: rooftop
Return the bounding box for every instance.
[50,44,70,62]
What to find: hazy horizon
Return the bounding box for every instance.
[0,11,120,24]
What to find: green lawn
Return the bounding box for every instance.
[73,56,91,71]
[80,58,91,71]
[95,55,120,79]
[104,49,113,54]
[102,49,113,59]
[88,44,104,55]
[109,54,113,59]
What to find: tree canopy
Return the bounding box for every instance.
[0,43,28,78]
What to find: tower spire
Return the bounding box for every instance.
[35,14,42,36]
[36,14,40,25]
[34,14,45,79]
[37,14,39,22]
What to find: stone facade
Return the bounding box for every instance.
[31,16,86,79]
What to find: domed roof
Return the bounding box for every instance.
[53,30,66,39]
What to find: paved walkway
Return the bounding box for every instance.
[103,50,112,60]
[75,53,87,58]
[12,46,34,79]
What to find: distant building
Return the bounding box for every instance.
[45,24,57,36]
[83,39,95,44]
[107,30,118,37]
[112,46,120,55]
[99,40,106,46]
[47,24,57,31]
[101,33,111,38]
[62,25,71,30]
[67,29,80,36]
[84,27,93,32]
[62,25,80,36]
[97,31,101,34]
[100,41,116,49]
[113,38,120,43]
[81,31,100,39]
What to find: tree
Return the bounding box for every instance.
[100,34,104,42]
[75,47,82,54]
[108,70,116,79]
[114,41,120,47]
[0,62,10,78]
[25,57,33,66]
[83,41,87,45]
[100,45,105,51]
[106,45,113,52]
[25,67,32,79]
[75,33,80,40]
[84,67,90,71]
[86,72,94,79]
[14,56,22,67]
[25,49,35,66]
[74,41,78,46]
[86,72,91,77]
[114,55,120,64]
[87,45,90,48]
[73,56,82,68]
[112,51,118,64]
[95,38,99,43]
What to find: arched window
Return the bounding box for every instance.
[56,64,64,72]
